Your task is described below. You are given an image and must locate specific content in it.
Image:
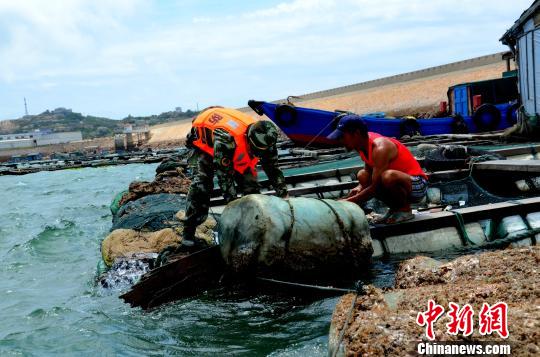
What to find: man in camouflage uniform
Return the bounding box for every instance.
[182,107,288,248]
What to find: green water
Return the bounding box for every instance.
[0,164,400,356]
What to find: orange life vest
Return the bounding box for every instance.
[358,132,428,180]
[192,107,259,176]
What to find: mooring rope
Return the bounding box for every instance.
[256,277,356,293]
[447,210,476,246]
[317,199,361,267]
[331,281,364,357]
[302,114,344,150]
[281,199,296,253]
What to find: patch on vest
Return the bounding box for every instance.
[226,120,240,130]
[209,113,223,124]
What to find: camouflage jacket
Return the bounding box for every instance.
[212,128,288,199]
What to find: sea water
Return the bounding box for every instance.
[0,163,402,356]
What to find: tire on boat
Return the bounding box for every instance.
[506,102,520,126]
[274,104,297,127]
[472,103,501,132]
[219,195,373,278]
[399,118,421,138]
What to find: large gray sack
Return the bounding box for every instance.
[219,195,373,277]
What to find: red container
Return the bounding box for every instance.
[439,101,447,113]
[473,95,482,110]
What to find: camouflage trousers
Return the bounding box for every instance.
[183,151,260,240]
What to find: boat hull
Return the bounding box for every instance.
[248,100,516,148]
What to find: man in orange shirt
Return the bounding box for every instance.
[327,114,428,224]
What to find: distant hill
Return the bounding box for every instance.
[0,108,199,139]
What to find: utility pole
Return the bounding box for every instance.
[24,97,28,116]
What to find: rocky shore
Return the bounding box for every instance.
[329,246,540,356]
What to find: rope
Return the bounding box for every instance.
[467,154,499,177]
[459,226,540,252]
[331,281,364,357]
[256,277,355,293]
[281,200,295,253]
[317,199,360,266]
[302,114,342,150]
[448,210,476,246]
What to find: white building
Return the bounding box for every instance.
[0,131,83,150]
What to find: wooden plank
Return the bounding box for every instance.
[474,160,540,173]
[210,181,358,206]
[427,169,470,182]
[490,144,540,157]
[120,246,224,310]
[261,166,360,186]
[370,196,540,240]
[211,166,361,197]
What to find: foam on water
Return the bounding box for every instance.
[98,254,157,293]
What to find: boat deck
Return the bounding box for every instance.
[475,159,540,173]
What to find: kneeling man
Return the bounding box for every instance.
[327,115,428,224]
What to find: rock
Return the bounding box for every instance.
[112,193,186,231]
[394,256,443,289]
[329,247,540,356]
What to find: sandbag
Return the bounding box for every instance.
[112,193,186,231]
[102,228,181,266]
[219,195,373,277]
[101,211,216,268]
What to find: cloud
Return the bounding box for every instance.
[0,0,532,118]
[0,0,147,82]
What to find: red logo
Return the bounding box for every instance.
[446,302,474,336]
[416,299,445,341]
[479,302,509,339]
[417,301,509,340]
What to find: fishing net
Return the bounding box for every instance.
[118,168,192,207]
[112,193,187,231]
[429,176,514,207]
[423,145,505,172]
[110,189,129,216]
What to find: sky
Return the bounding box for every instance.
[0,0,533,120]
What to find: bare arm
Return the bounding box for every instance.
[346,165,372,197]
[345,139,396,204]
